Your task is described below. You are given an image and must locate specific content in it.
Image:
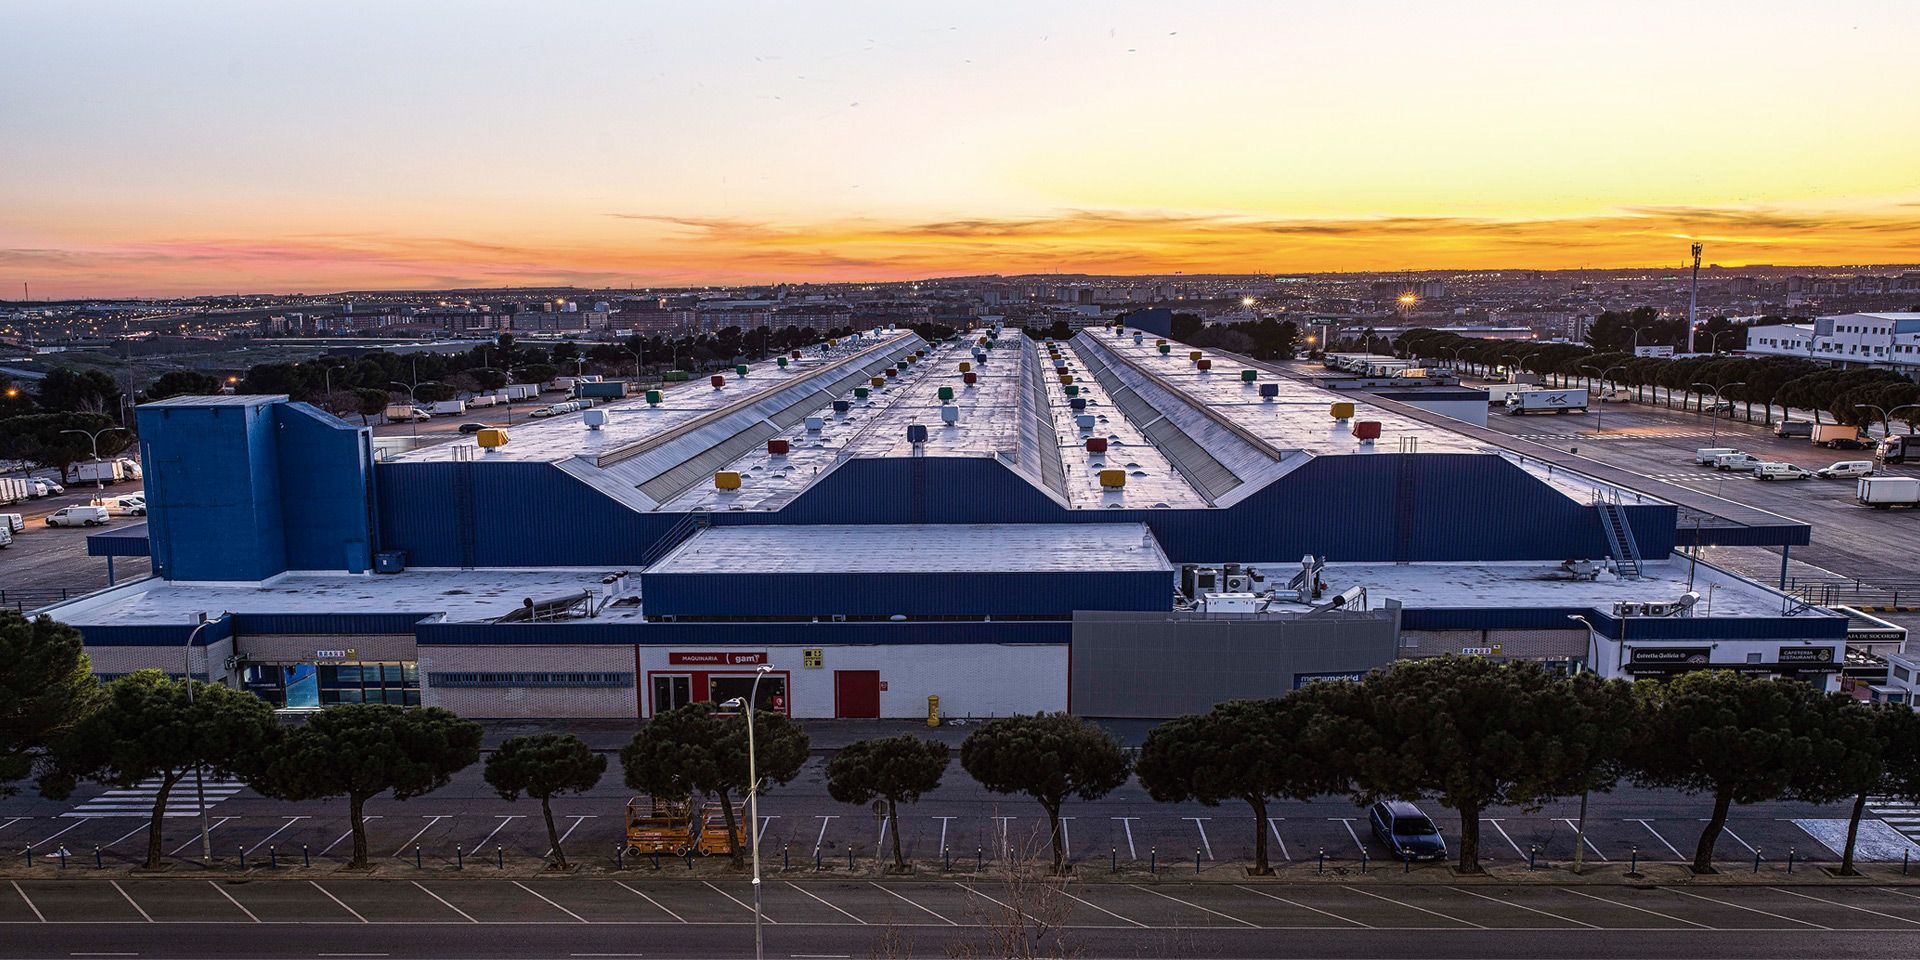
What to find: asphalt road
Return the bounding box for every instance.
[5,877,1920,959]
[0,476,147,605]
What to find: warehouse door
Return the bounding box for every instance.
[834,670,881,719]
[652,675,692,715]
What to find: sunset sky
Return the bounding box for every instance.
[5,1,1919,297]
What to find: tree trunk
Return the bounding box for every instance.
[717,787,743,868]
[1841,790,1867,877]
[1572,789,1590,875]
[1043,799,1066,875]
[144,770,182,869]
[1692,789,1733,874]
[1456,801,1483,873]
[348,793,370,868]
[887,798,905,872]
[1248,794,1272,876]
[541,795,566,870]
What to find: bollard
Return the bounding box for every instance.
[497,845,504,869]
[58,846,67,870]
[1150,847,1156,876]
[238,845,245,870]
[1195,848,1201,875]
[848,847,854,871]
[457,844,465,870]
[303,844,311,868]
[24,845,31,868]
[95,845,102,870]
[977,846,982,872]
[1528,845,1537,870]
[651,851,660,871]
[1111,847,1117,874]
[1905,850,1910,876]
[1361,849,1368,874]
[1628,846,1638,877]
[1787,847,1795,874]
[782,844,789,871]
[944,846,950,872]
[1403,849,1411,873]
[1753,849,1761,874]
[270,845,277,869]
[816,847,823,871]
[414,844,422,869]
[1317,848,1325,875]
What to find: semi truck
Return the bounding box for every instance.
[1484,384,1524,405]
[1858,476,1920,508]
[1504,388,1589,415]
[1879,434,1919,464]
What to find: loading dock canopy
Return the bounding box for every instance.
[641,523,1176,619]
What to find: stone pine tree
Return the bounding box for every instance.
[620,702,810,867]
[1345,656,1632,874]
[1136,692,1354,875]
[825,735,951,872]
[1815,699,1920,876]
[1629,670,1845,874]
[959,713,1131,875]
[484,733,607,871]
[37,670,279,868]
[0,612,100,796]
[256,704,482,868]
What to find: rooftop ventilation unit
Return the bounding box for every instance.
[940,405,959,425]
[583,409,608,430]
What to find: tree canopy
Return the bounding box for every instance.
[826,734,951,871]
[960,713,1130,874]
[620,702,810,866]
[484,733,606,870]
[0,613,100,797]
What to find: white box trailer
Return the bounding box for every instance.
[1484,384,1525,405]
[466,394,498,408]
[427,400,466,416]
[70,460,126,484]
[384,404,431,422]
[506,384,538,400]
[1858,476,1920,508]
[1504,388,1589,415]
[0,477,32,505]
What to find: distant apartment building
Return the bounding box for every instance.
[1744,312,1920,372]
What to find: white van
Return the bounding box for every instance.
[1816,460,1875,480]
[0,513,22,533]
[90,495,146,517]
[45,505,109,527]
[1694,447,1739,465]
[1752,463,1812,481]
[1714,452,1766,473]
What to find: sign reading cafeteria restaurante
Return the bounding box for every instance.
[668,651,769,666]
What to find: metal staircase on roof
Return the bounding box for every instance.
[639,511,711,568]
[1594,499,1642,578]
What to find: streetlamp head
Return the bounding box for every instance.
[719,697,746,710]
[755,664,772,674]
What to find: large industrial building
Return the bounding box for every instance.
[48,325,1847,719]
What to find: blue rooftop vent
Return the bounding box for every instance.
[1069,397,1087,411]
[906,424,929,445]
[832,399,851,414]
[1259,383,1280,400]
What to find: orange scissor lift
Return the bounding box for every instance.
[624,796,747,858]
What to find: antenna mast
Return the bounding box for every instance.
[1686,243,1703,353]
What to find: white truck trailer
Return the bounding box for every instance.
[1858,476,1920,508]
[384,404,431,422]
[1504,388,1589,416]
[0,477,33,505]
[427,400,466,416]
[70,460,127,484]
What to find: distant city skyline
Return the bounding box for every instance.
[5,1,1919,297]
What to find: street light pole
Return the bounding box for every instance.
[1691,381,1745,445]
[60,426,129,491]
[182,616,217,862]
[721,662,773,960]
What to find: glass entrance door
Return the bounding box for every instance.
[652,674,692,713]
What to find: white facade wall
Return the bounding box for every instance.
[418,645,639,719]
[635,643,1067,720]
[1745,314,1920,370]
[1589,636,1846,693]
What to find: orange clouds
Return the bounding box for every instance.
[11,202,1920,297]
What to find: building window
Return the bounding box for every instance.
[1896,666,1911,682]
[429,671,634,688]
[318,662,420,705]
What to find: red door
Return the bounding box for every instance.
[834,670,881,719]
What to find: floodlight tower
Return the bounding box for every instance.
[1686,242,1703,353]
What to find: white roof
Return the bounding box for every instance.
[648,523,1174,574]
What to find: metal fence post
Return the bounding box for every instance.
[1528,845,1537,870]
[1150,847,1156,876]
[24,845,31,868]
[848,846,854,871]
[237,845,245,870]
[1628,846,1638,877]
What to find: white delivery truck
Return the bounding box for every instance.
[70,460,126,485]
[0,477,32,505]
[1504,388,1589,415]
[427,400,466,416]
[116,458,142,480]
[384,404,431,422]
[506,384,538,400]
[466,394,498,408]
[1811,424,1867,447]
[1858,476,1920,508]
[1484,384,1524,405]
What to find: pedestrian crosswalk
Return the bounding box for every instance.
[61,775,248,818]
[1868,796,1920,844]
[1519,433,1717,443]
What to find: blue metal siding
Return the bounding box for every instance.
[137,401,285,581]
[376,461,678,568]
[1589,611,1847,641]
[231,612,434,635]
[415,619,1071,646]
[86,524,150,558]
[641,571,1174,618]
[75,617,234,647]
[274,403,375,573]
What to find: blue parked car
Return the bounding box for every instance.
[1368,800,1448,861]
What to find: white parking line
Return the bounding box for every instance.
[543,815,594,858]
[0,817,30,835]
[1266,818,1290,861]
[411,882,477,922]
[1557,888,1712,929]
[1672,889,1829,929]
[1558,819,1608,861]
[1130,884,1258,928]
[756,815,778,845]
[1058,816,1073,858]
[514,881,587,923]
[1341,886,1486,929]
[788,881,864,924]
[1058,889,1145,928]
[319,816,381,857]
[992,816,1016,858]
[1481,818,1526,860]
[932,816,954,854]
[104,823,149,850]
[207,881,259,922]
[1770,887,1920,925]
[1184,817,1214,860]
[109,881,151,922]
[1449,886,1595,928]
[811,816,837,854]
[167,816,235,856]
[703,881,773,922]
[393,815,449,858]
[873,815,889,853]
[615,881,684,923]
[243,816,308,856]
[476,815,524,851]
[30,817,93,849]
[11,881,43,922]
[1719,823,1756,856]
[1110,817,1138,859]
[1330,817,1367,857]
[1627,819,1686,860]
[1234,884,1368,927]
[870,882,955,925]
[310,881,367,923]
[956,881,1029,925]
